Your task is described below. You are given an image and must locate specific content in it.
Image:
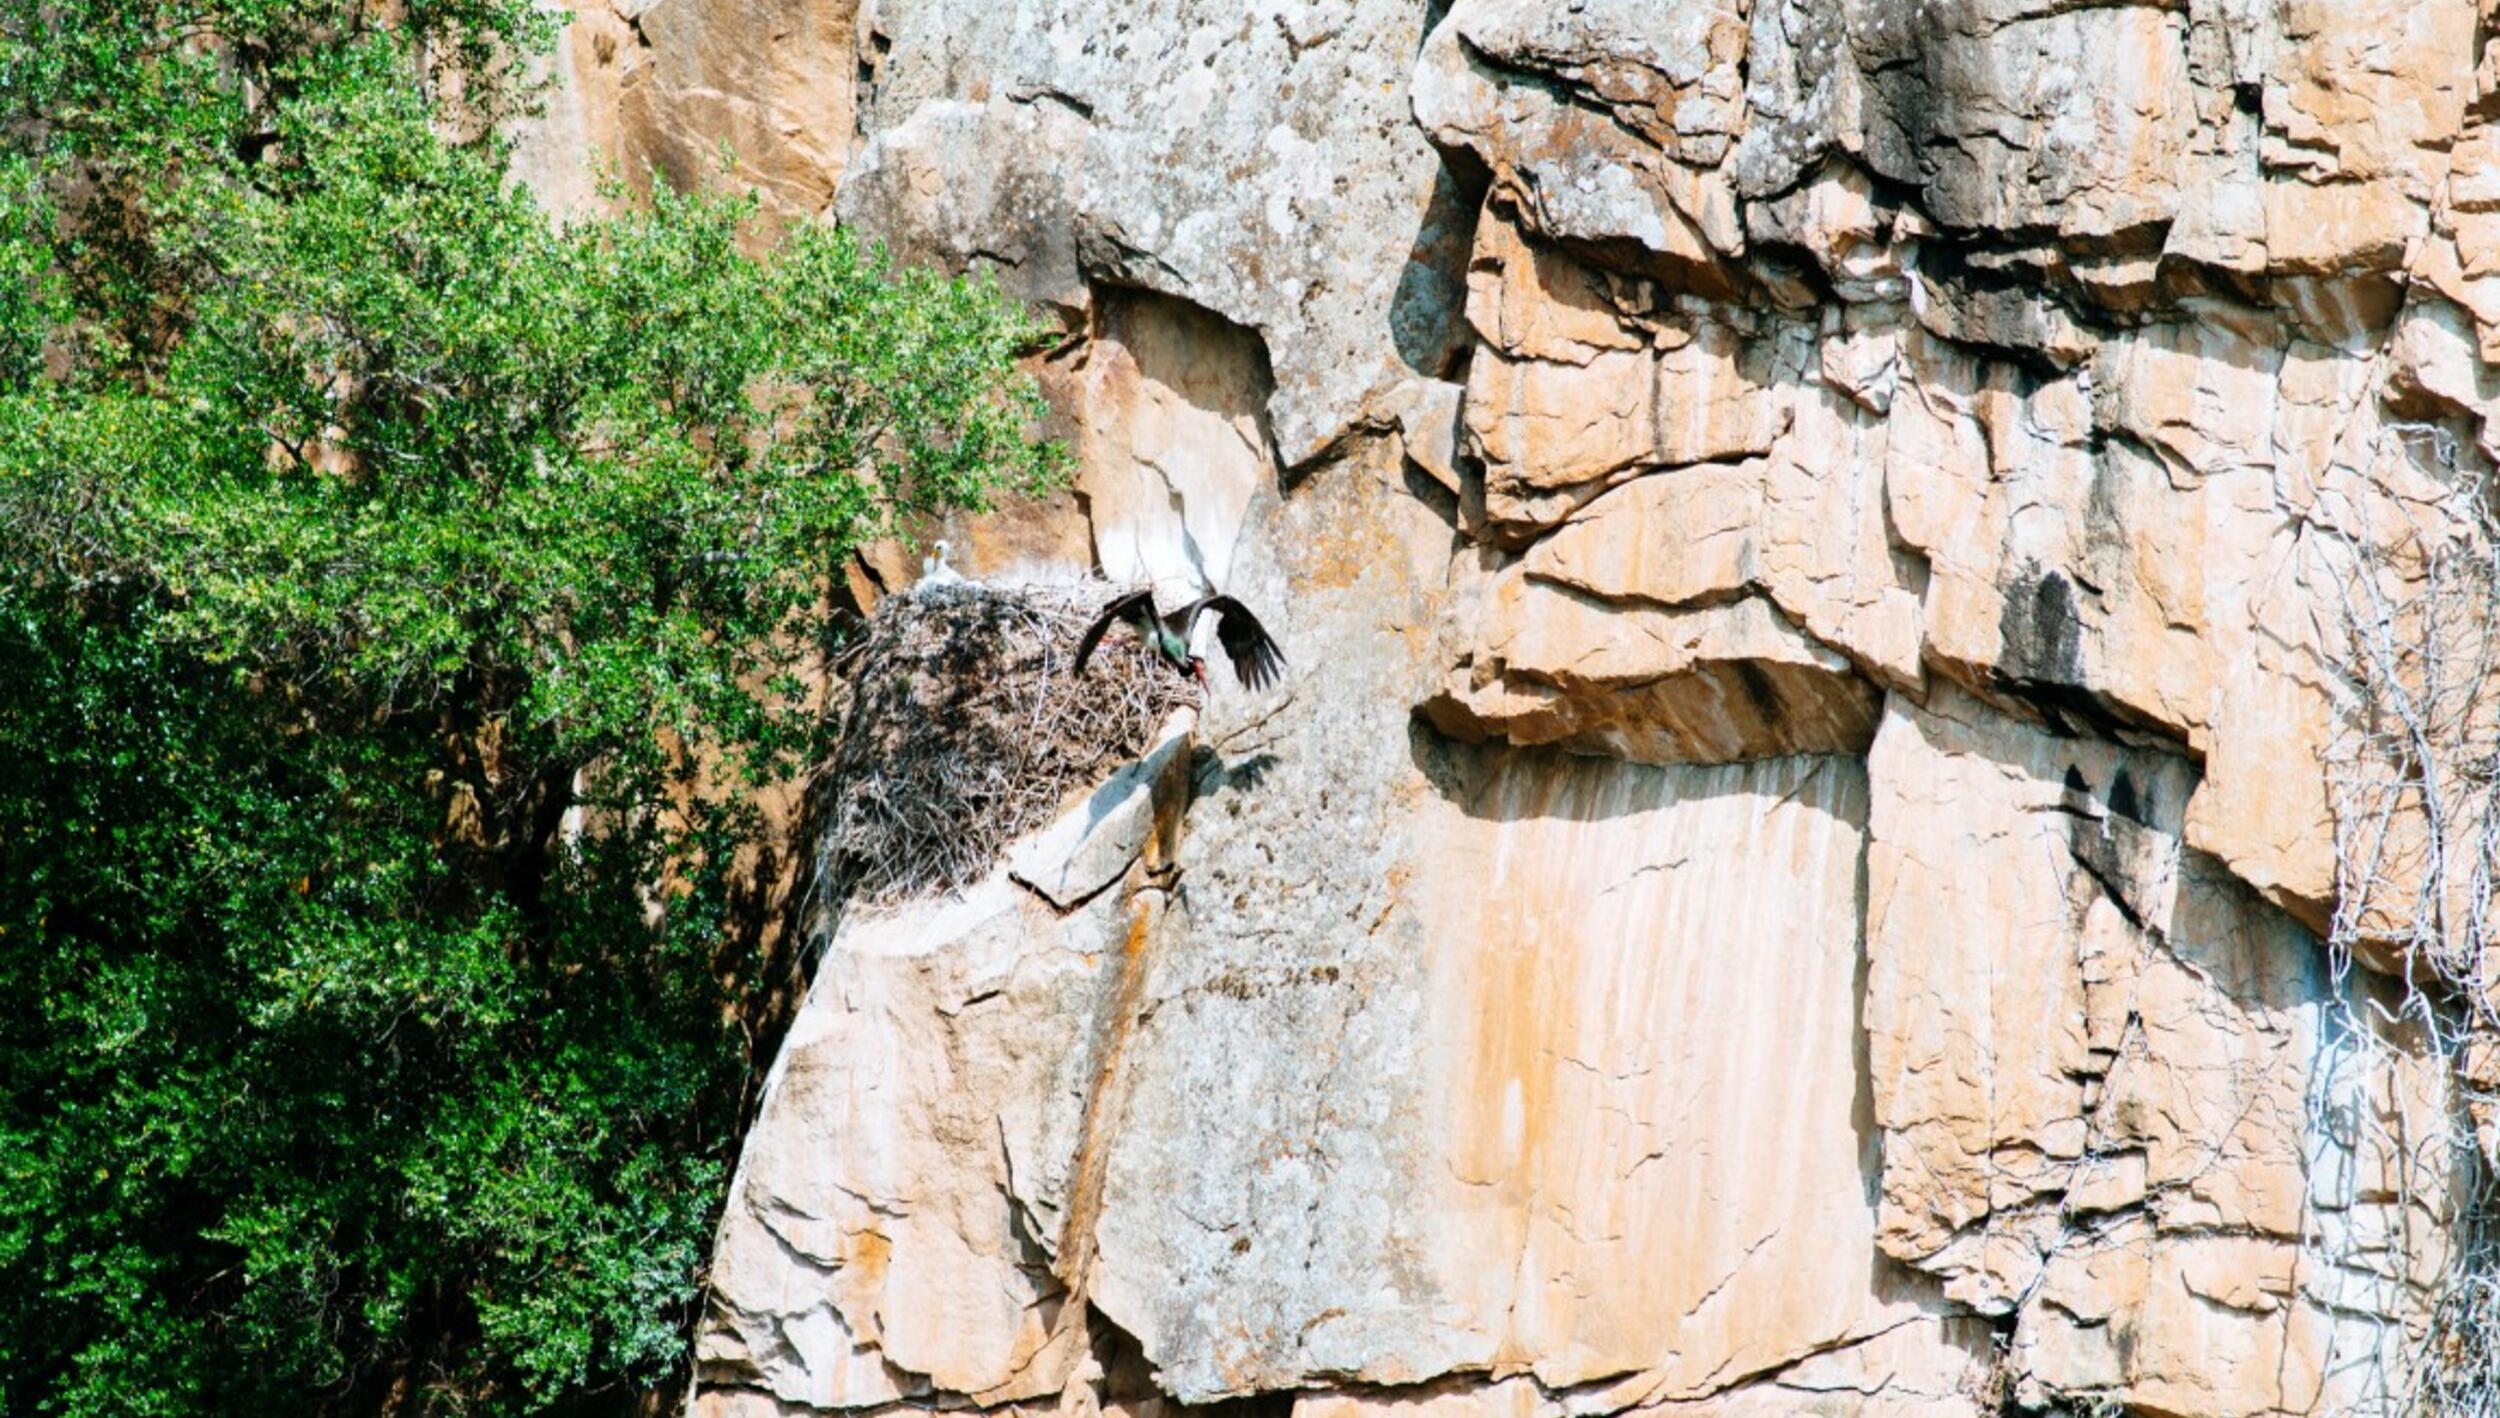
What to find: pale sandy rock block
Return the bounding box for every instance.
[1010,715,1196,907]
[1059,439,1478,1402]
[1446,0,1748,161]
[1462,206,1647,367]
[2187,682,2337,929]
[1866,686,2462,1413]
[2388,295,2500,453]
[1522,463,1762,607]
[2165,138,2272,271]
[1414,17,1741,281]
[1071,750,1945,1403]
[2451,122,2500,214]
[1291,1310,1995,1418]
[2005,1212,2153,1400]
[1753,1312,1995,1416]
[2259,0,2476,192]
[1390,377,1469,496]
[1910,331,2323,749]
[2249,0,2476,271]
[697,879,1123,1406]
[2093,315,2289,480]
[1463,322,1793,532]
[1464,342,1666,497]
[1514,388,1920,692]
[833,97,1093,313]
[2418,222,2500,366]
[503,5,632,219]
[1429,568,1880,764]
[1864,686,2138,1302]
[512,0,857,233]
[2261,175,2432,274]
[624,0,858,224]
[1761,381,1925,688]
[1879,337,1992,564]
[686,1389,821,1418]
[2180,496,2371,933]
[2437,122,2500,360]
[1405,751,1934,1396]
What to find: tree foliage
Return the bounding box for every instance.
[0,3,1060,1410]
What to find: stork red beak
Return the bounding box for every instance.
[1191,658,1208,688]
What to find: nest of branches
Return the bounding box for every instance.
[813,578,1200,911]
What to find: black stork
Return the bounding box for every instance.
[1073,588,1287,692]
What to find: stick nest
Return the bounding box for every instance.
[817,579,1200,910]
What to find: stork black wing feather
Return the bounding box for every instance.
[1073,589,1158,675]
[1180,595,1286,692]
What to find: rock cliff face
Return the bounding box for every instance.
[521,3,2500,1414]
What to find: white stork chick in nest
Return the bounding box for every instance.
[915,538,967,592]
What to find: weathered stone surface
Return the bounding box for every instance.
[495,0,2500,1414]
[1448,0,1747,166]
[1427,566,1880,765]
[1009,715,1196,908]
[514,0,858,233]
[1290,1311,1994,1418]
[831,96,1093,316]
[1414,16,1745,290]
[695,879,1114,1411]
[1399,751,1922,1397]
[1082,749,1937,1399]
[837,0,1458,467]
[1865,685,2459,1414]
[1069,293,1276,604]
[1462,324,1797,521]
[1068,434,1467,1400]
[1859,5,2198,242]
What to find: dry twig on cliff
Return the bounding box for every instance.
[811,578,1199,914]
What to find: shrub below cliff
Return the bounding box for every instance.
[0,3,1061,1411]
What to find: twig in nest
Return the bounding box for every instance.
[814,579,1200,911]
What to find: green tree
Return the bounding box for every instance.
[0,3,1059,1410]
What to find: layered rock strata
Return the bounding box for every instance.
[520,1,2500,1414]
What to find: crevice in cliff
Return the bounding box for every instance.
[1009,85,1096,123]
[1049,722,1194,1305]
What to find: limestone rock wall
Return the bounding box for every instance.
[520,3,2500,1414]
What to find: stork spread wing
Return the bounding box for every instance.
[1179,595,1287,691]
[1073,589,1158,675]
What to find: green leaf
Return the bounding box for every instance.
[0,3,1061,1409]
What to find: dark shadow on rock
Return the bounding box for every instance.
[1192,746,1279,799]
[1399,452,1463,533]
[1405,710,1864,828]
[1389,146,1489,380]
